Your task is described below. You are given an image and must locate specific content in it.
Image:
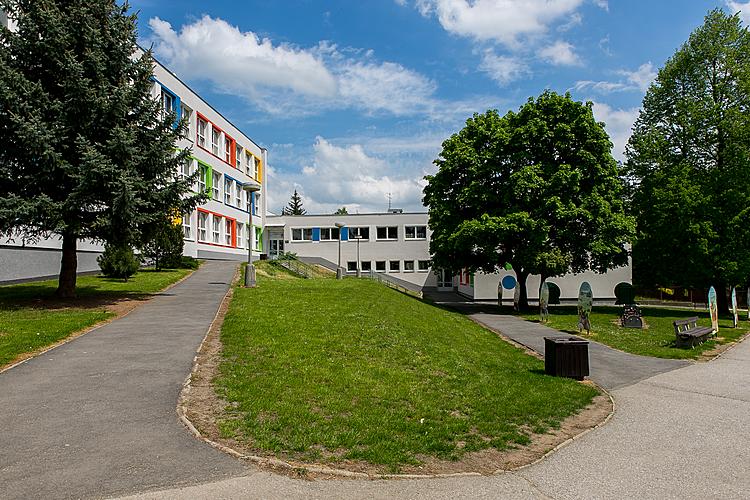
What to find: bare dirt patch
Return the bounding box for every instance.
[181,292,614,478]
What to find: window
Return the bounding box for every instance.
[179,159,192,181]
[291,228,313,241]
[404,260,415,272]
[198,212,208,242]
[389,260,400,272]
[347,261,357,272]
[246,191,252,213]
[236,146,243,170]
[181,104,193,139]
[224,178,232,204]
[377,226,398,240]
[236,223,244,249]
[161,88,175,116]
[361,261,372,272]
[253,193,261,216]
[224,137,232,163]
[212,172,221,201]
[319,227,340,241]
[405,225,427,240]
[245,152,253,177]
[182,211,192,240]
[235,183,242,208]
[225,219,232,246]
[418,260,430,272]
[197,117,207,147]
[212,216,221,243]
[198,165,208,193]
[375,261,386,272]
[255,226,262,251]
[349,226,369,240]
[211,127,221,156]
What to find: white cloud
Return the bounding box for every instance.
[414,0,585,47]
[267,138,430,214]
[591,102,640,161]
[148,15,458,118]
[538,40,582,66]
[573,62,656,95]
[592,0,609,11]
[726,1,750,25]
[478,50,530,85]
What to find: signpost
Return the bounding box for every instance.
[577,282,593,335]
[708,286,719,334]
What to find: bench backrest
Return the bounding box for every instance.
[673,317,699,333]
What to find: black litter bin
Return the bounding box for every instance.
[544,337,590,380]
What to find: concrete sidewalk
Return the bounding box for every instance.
[120,326,750,500]
[0,261,248,500]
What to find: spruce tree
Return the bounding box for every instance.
[283,190,307,215]
[0,1,203,297]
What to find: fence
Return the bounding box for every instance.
[366,270,424,299]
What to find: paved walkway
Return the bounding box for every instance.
[0,261,248,500]
[424,292,689,390]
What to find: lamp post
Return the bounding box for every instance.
[243,180,262,287]
[334,222,345,279]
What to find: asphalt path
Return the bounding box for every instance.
[0,261,248,500]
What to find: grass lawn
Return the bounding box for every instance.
[0,267,194,367]
[520,306,748,360]
[216,274,599,472]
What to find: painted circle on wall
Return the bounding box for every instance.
[501,275,517,290]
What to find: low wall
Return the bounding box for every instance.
[0,246,102,284]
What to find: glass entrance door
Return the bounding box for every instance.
[437,269,453,291]
[269,239,284,259]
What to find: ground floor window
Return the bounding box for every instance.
[389,260,400,272]
[225,219,232,246]
[418,260,430,272]
[361,261,372,272]
[347,261,357,272]
[212,216,221,244]
[198,212,208,242]
[291,228,313,241]
[375,261,386,272]
[404,260,415,272]
[236,223,244,249]
[254,226,262,251]
[182,211,193,240]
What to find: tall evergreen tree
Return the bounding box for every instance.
[282,189,307,215]
[625,9,750,312]
[0,0,203,297]
[424,92,634,310]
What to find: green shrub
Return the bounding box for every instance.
[141,219,185,270]
[178,256,201,269]
[98,244,141,280]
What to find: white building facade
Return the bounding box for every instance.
[0,12,266,282]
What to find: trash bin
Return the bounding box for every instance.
[544,337,590,381]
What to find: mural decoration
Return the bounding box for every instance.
[577,282,593,335]
[747,287,750,321]
[539,281,550,323]
[501,275,517,290]
[547,282,561,305]
[708,286,719,334]
[614,282,636,305]
[513,282,521,312]
[731,288,738,328]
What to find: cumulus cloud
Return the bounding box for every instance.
[618,62,657,92]
[148,15,471,118]
[726,1,750,25]
[591,102,640,161]
[413,0,585,47]
[478,50,530,85]
[267,138,433,214]
[538,40,582,66]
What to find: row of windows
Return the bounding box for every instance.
[184,210,261,251]
[180,160,261,216]
[346,260,431,273]
[291,225,427,242]
[153,81,262,182]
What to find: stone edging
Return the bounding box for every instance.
[0,266,198,376]
[176,269,617,480]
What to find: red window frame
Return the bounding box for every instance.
[195,112,237,168]
[197,208,237,248]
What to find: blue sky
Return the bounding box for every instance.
[130,0,749,214]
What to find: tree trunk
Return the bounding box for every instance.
[55,233,78,298]
[517,271,530,311]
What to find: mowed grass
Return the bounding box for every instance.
[216,276,599,471]
[0,268,193,367]
[520,306,748,359]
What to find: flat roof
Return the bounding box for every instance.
[267,212,428,218]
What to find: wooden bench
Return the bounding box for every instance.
[673,317,714,348]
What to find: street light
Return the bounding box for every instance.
[243,180,262,287]
[334,222,345,279]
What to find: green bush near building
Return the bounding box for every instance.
[216,274,598,472]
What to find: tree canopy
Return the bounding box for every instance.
[334,207,349,215]
[0,0,203,297]
[424,91,634,309]
[624,9,750,311]
[282,189,307,215]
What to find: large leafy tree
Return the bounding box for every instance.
[0,0,202,297]
[625,9,750,312]
[424,91,634,309]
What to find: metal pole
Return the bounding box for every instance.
[243,182,261,288]
[335,222,344,279]
[356,236,361,278]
